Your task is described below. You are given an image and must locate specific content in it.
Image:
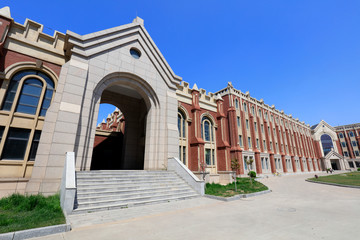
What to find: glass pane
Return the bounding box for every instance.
[182,119,185,138]
[205,149,211,165]
[0,126,4,142]
[178,115,181,137]
[182,146,186,165]
[3,128,30,160]
[18,94,40,107]
[204,121,210,141]
[16,104,37,115]
[29,131,41,161]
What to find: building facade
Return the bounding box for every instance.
[0,7,358,196]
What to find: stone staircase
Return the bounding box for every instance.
[72,170,199,214]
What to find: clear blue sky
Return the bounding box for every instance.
[3,0,360,127]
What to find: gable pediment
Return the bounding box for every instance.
[313,120,338,141]
[64,17,181,89]
[325,150,343,160]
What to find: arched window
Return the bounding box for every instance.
[201,117,213,142]
[201,116,216,171]
[321,134,333,157]
[349,131,354,137]
[339,133,343,138]
[235,99,239,109]
[2,70,55,116]
[178,110,187,165]
[0,69,56,178]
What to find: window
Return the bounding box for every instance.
[352,141,357,147]
[349,131,354,137]
[235,99,239,109]
[239,135,243,146]
[261,157,264,169]
[0,126,4,142]
[321,134,333,156]
[237,117,240,127]
[29,131,41,161]
[258,109,262,118]
[256,138,259,148]
[243,156,248,170]
[130,48,141,59]
[2,70,54,116]
[270,141,272,150]
[265,158,269,169]
[344,151,349,157]
[354,151,359,157]
[178,110,187,165]
[201,117,213,142]
[252,106,255,115]
[248,137,251,148]
[263,140,266,150]
[178,111,186,138]
[341,142,346,147]
[243,103,247,112]
[246,119,249,129]
[202,116,216,168]
[254,122,257,132]
[261,124,264,133]
[265,112,268,120]
[2,128,31,160]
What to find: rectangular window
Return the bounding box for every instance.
[246,119,249,129]
[239,135,243,146]
[244,156,248,170]
[183,146,186,165]
[352,141,357,147]
[0,126,5,142]
[349,162,354,168]
[248,137,251,148]
[258,109,262,118]
[3,128,31,160]
[263,140,266,150]
[355,151,359,157]
[344,151,349,157]
[29,130,41,161]
[270,141,272,150]
[205,149,211,165]
[256,138,259,148]
[243,103,247,112]
[237,117,240,127]
[211,149,215,165]
[254,122,257,132]
[261,157,264,169]
[261,124,264,133]
[341,142,346,147]
[266,158,269,169]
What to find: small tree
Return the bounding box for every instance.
[231,158,240,192]
[246,158,255,185]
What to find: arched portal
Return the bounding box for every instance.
[321,134,333,157]
[83,73,160,171]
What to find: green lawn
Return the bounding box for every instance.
[205,177,268,197]
[0,194,65,233]
[308,172,360,186]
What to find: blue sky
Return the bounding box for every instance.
[3,0,359,126]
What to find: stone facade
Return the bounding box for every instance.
[0,7,358,196]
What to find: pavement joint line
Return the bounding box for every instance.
[71,200,223,232]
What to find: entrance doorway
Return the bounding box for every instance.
[90,83,148,170]
[330,160,339,170]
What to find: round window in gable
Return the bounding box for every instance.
[130,48,141,59]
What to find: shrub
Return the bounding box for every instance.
[357,168,360,172]
[248,171,256,178]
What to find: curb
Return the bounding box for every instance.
[0,223,71,240]
[305,179,360,189]
[205,189,271,202]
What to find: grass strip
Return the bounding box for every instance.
[205,177,268,197]
[0,193,65,234]
[308,172,360,187]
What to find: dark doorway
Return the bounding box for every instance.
[331,161,338,170]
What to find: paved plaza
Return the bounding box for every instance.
[31,172,360,240]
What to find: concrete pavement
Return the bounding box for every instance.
[30,172,360,240]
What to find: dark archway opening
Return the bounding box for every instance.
[91,84,148,170]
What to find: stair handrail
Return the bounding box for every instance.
[60,152,76,215]
[168,157,205,195]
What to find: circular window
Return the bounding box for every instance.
[130,48,141,59]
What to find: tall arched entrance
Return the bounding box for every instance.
[91,83,148,170]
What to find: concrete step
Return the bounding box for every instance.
[77,185,190,198]
[77,188,195,204]
[73,170,199,214]
[72,194,200,214]
[76,176,179,183]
